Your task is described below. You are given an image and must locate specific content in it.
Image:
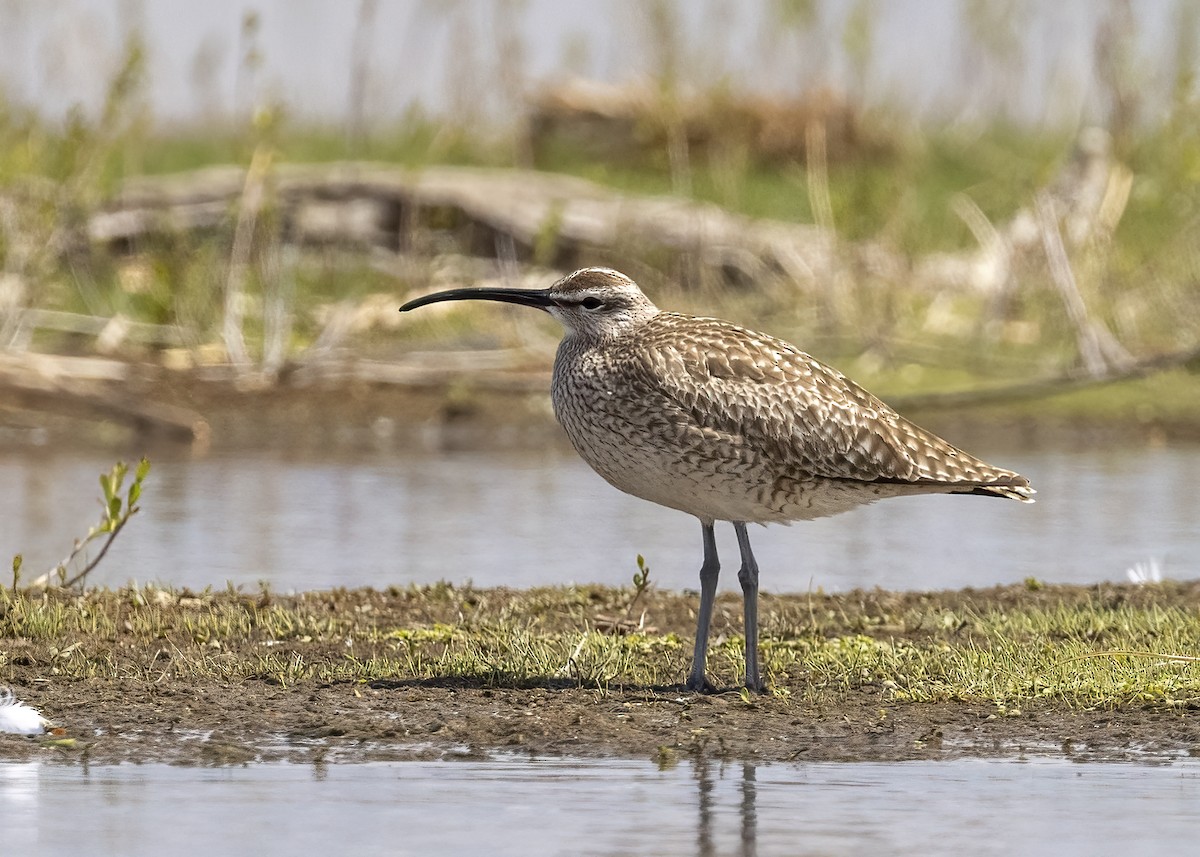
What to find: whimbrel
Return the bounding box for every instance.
[400,267,1034,692]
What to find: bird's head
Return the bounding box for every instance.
[399,267,659,342]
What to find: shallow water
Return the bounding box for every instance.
[3,755,1198,856]
[1,444,1196,593]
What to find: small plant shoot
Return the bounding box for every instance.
[21,458,152,589]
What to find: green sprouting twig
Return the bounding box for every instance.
[622,554,653,621]
[60,518,130,589]
[37,458,151,589]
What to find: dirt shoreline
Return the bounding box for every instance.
[3,680,1198,767]
[5,580,1200,766]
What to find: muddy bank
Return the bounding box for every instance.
[4,582,1200,765]
[3,681,1198,767]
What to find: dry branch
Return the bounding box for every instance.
[0,352,207,443]
[1034,191,1133,378]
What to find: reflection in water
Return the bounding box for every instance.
[741,763,758,857]
[696,756,715,857]
[1,445,1198,593]
[695,759,759,857]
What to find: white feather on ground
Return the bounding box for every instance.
[0,687,51,735]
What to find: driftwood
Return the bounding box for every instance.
[222,149,273,367]
[5,309,187,351]
[87,163,840,288]
[1034,191,1132,378]
[528,80,887,166]
[78,128,1126,300]
[0,353,208,443]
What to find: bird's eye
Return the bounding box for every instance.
[580,297,603,310]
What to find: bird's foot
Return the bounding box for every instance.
[744,675,767,694]
[684,674,717,694]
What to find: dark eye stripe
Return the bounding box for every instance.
[553,296,605,310]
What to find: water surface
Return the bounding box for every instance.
[1,445,1195,593]
[3,755,1198,857]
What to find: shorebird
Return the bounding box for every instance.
[400,267,1034,692]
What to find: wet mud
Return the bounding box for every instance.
[4,671,1199,767]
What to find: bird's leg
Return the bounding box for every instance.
[733,522,764,692]
[686,522,720,693]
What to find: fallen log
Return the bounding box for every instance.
[88,163,839,287]
[0,353,208,443]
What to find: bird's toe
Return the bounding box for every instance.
[744,676,767,694]
[684,675,717,694]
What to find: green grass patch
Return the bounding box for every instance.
[4,581,1199,711]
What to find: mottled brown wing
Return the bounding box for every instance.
[627,314,1031,493]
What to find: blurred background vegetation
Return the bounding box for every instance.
[1,0,1198,404]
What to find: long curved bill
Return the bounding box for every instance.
[399,286,555,313]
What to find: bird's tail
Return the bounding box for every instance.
[961,482,1036,503]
